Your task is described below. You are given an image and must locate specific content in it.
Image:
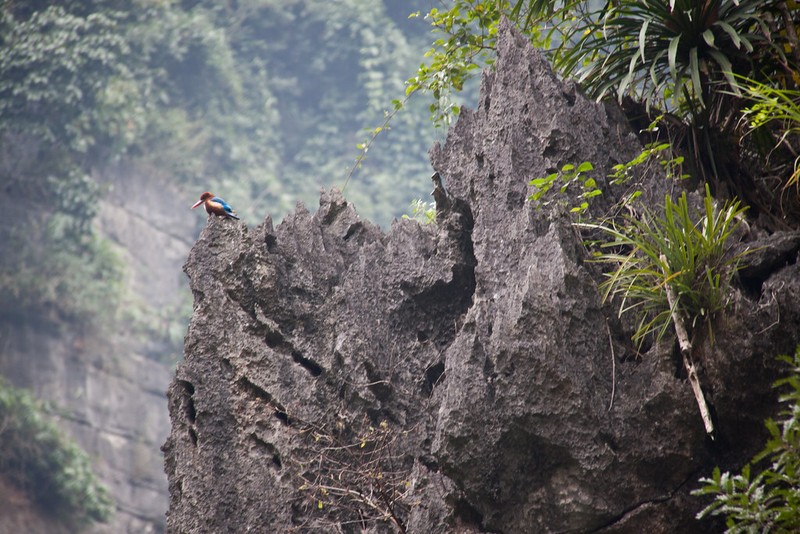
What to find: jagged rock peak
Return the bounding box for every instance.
[164,21,800,533]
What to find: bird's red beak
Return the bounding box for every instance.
[191,199,204,209]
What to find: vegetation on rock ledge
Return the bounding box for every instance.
[695,346,800,533]
[0,379,112,527]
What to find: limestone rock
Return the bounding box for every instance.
[164,22,800,533]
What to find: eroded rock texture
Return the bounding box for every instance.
[164,22,800,533]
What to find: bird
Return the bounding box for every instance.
[191,192,240,220]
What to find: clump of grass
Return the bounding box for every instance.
[579,184,749,349]
[402,198,436,224]
[739,79,800,192]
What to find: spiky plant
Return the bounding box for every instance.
[554,0,779,115]
[579,185,749,348]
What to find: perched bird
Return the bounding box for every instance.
[191,192,240,220]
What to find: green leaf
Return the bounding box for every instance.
[668,35,681,83]
[701,29,715,48]
[689,46,703,106]
[570,201,589,213]
[618,51,639,101]
[707,50,739,95]
[713,20,741,49]
[583,189,602,198]
[638,20,650,63]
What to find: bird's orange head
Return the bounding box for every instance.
[191,191,214,209]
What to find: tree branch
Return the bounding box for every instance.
[662,255,716,439]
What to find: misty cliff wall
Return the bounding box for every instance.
[0,322,171,534]
[165,22,800,533]
[0,163,190,534]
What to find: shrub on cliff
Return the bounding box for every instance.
[0,379,112,527]
[694,345,800,532]
[409,0,799,228]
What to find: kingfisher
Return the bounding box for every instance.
[191,192,240,220]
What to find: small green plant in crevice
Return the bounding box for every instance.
[528,161,599,214]
[578,184,749,349]
[609,141,689,186]
[693,345,800,533]
[528,138,690,219]
[0,379,113,526]
[402,198,437,225]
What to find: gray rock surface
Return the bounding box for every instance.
[164,22,800,533]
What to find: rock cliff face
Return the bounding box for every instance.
[165,22,800,533]
[0,163,188,534]
[0,321,171,534]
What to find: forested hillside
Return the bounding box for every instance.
[0,0,451,345]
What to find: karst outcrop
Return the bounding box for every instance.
[164,21,800,533]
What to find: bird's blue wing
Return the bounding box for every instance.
[212,196,235,214]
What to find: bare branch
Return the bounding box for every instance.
[662,254,716,439]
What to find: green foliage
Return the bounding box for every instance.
[552,0,777,114]
[407,1,799,227]
[426,1,792,124]
[407,0,561,126]
[738,79,800,190]
[528,161,598,214]
[0,3,143,325]
[0,379,113,526]
[0,168,123,326]
[0,6,135,156]
[407,1,508,126]
[48,171,102,241]
[579,185,748,348]
[693,346,800,533]
[526,143,686,218]
[742,82,800,132]
[402,198,437,224]
[610,141,689,186]
[211,0,436,225]
[0,229,123,325]
[142,3,282,211]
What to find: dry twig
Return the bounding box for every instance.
[661,255,716,439]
